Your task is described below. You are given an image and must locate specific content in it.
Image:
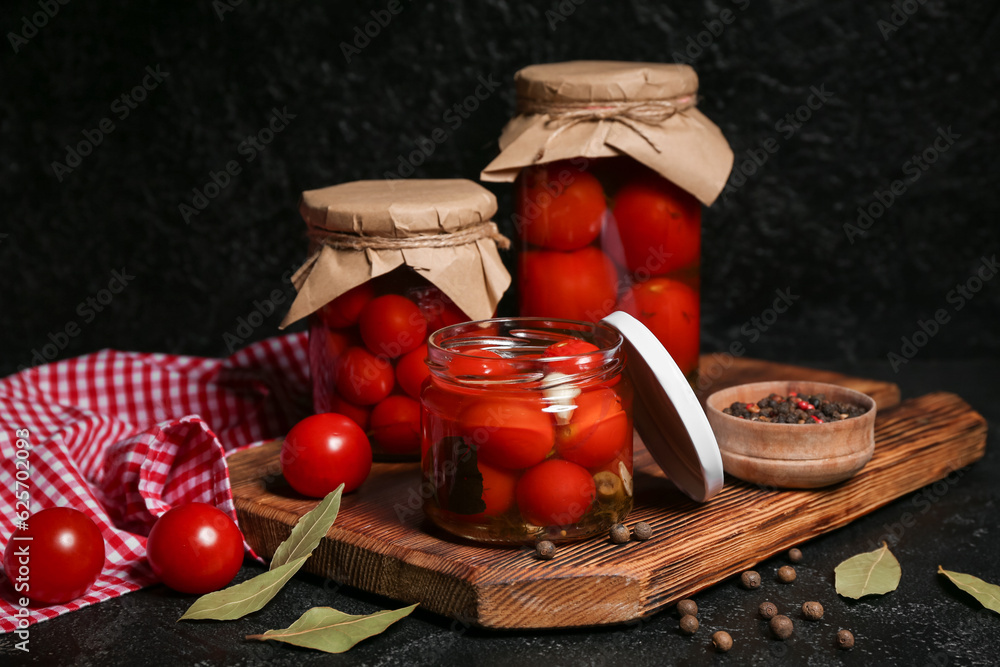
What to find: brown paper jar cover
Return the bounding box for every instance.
[481,61,734,205]
[280,179,511,327]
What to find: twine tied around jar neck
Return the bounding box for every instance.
[306,221,511,256]
[517,95,698,155]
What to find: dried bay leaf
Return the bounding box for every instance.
[247,604,418,653]
[179,555,311,621]
[180,486,344,621]
[938,566,1000,614]
[435,436,485,515]
[835,542,901,599]
[271,485,343,569]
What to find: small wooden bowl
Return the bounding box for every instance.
[704,381,876,489]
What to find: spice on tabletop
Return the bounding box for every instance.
[712,630,734,652]
[741,570,762,589]
[759,601,778,619]
[679,614,700,635]
[770,615,794,640]
[802,601,824,621]
[676,599,698,617]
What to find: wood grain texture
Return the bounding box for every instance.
[230,364,985,630]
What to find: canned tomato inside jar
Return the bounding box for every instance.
[421,318,634,544]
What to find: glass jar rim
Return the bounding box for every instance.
[427,316,624,386]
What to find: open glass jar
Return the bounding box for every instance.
[421,318,633,544]
[482,61,734,383]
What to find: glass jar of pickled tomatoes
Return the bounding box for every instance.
[421,318,633,544]
[516,158,702,380]
[310,269,469,460]
[280,179,512,461]
[482,61,734,384]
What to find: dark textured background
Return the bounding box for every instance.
[1,0,998,375]
[2,4,999,665]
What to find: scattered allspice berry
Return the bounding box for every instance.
[679,614,700,635]
[609,523,630,544]
[632,521,653,542]
[770,614,794,640]
[788,547,803,563]
[777,565,797,583]
[837,629,855,649]
[741,570,761,589]
[535,540,556,560]
[802,601,824,621]
[676,599,698,617]
[712,630,733,652]
[758,601,778,619]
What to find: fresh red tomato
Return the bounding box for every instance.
[556,388,629,468]
[519,247,619,322]
[281,413,373,496]
[319,282,375,329]
[359,295,427,358]
[3,507,105,605]
[543,340,602,375]
[335,346,394,405]
[326,392,372,431]
[370,395,421,455]
[146,503,244,595]
[517,161,607,251]
[611,176,700,275]
[515,459,596,526]
[458,398,554,469]
[449,349,516,378]
[620,278,700,376]
[396,344,431,399]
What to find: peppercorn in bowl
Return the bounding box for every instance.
[704,381,876,488]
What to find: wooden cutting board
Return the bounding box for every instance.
[228,357,986,629]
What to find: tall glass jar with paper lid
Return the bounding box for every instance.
[280,179,511,461]
[482,61,734,383]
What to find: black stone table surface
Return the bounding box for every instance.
[2,359,997,667]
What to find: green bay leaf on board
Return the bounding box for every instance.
[270,485,344,569]
[835,542,901,599]
[246,604,419,653]
[938,566,1000,614]
[179,555,311,621]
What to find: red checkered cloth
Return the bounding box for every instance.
[0,333,311,633]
